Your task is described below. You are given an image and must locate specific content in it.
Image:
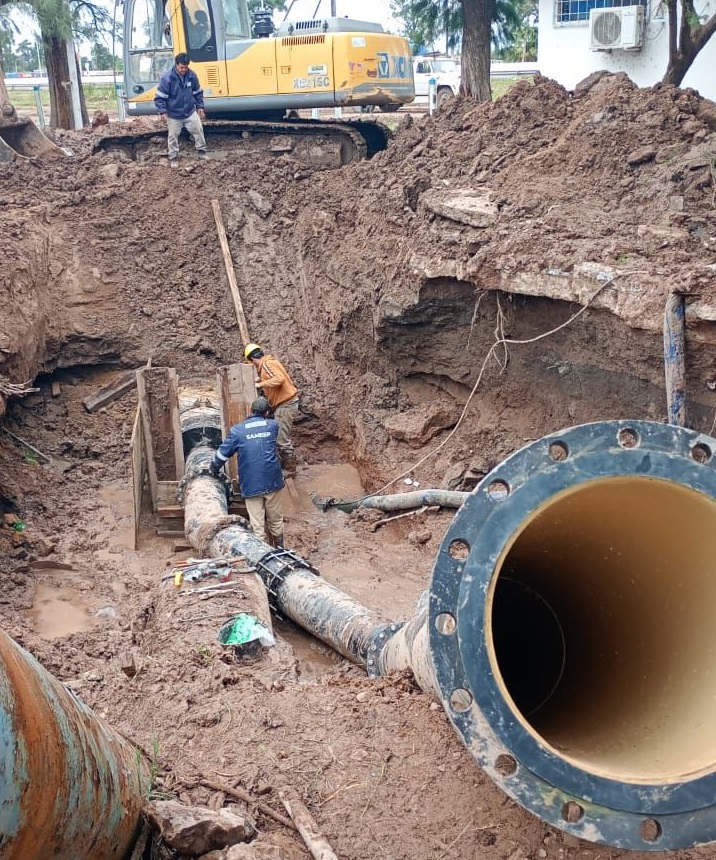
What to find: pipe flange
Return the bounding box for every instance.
[429,420,716,850]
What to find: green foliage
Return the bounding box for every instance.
[34,0,72,40]
[391,0,538,56]
[493,0,537,59]
[391,0,462,52]
[90,40,112,69]
[22,449,37,465]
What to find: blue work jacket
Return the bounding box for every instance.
[214,416,284,499]
[154,67,204,120]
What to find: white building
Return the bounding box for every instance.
[537,0,716,101]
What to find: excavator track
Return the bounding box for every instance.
[93,118,391,168]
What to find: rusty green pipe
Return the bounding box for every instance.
[0,630,150,859]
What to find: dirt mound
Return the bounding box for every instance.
[2,73,716,859]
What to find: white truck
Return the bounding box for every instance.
[412,56,461,108]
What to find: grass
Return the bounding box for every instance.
[9,83,119,115]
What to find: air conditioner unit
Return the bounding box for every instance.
[589,5,644,51]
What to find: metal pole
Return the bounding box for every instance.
[428,77,437,115]
[65,39,83,129]
[115,83,126,121]
[33,85,46,128]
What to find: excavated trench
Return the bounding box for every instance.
[3,73,716,858]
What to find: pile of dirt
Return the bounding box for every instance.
[1,73,716,859]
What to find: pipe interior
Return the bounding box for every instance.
[488,476,716,782]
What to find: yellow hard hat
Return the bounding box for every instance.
[244,343,262,360]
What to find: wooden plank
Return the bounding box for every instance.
[137,368,184,514]
[156,505,184,518]
[51,381,61,397]
[130,405,146,551]
[136,371,158,512]
[211,199,251,344]
[216,363,256,484]
[157,481,180,507]
[82,370,137,413]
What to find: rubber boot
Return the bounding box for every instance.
[273,534,284,548]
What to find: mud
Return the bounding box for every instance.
[2,72,716,858]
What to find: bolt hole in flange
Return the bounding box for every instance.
[561,801,584,823]
[618,427,640,448]
[487,479,510,500]
[640,818,662,843]
[435,612,457,635]
[449,688,473,713]
[495,753,517,777]
[448,539,470,560]
[549,441,569,461]
[691,442,712,464]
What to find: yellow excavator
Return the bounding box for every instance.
[100,0,415,164]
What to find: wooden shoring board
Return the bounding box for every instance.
[130,405,146,551]
[137,367,184,512]
[216,363,256,484]
[82,370,137,413]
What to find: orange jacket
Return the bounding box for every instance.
[256,355,298,408]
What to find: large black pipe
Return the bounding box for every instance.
[430,420,716,851]
[181,410,716,851]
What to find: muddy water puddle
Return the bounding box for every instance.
[30,584,96,639]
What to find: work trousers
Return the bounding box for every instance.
[274,399,299,461]
[244,491,283,543]
[167,111,206,161]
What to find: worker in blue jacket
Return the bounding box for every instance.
[209,397,285,546]
[154,52,207,168]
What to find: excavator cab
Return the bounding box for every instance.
[123,0,414,118]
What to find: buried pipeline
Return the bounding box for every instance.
[179,411,716,851]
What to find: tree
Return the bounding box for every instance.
[90,39,112,69]
[391,0,462,53]
[392,0,529,100]
[663,0,716,85]
[492,0,537,61]
[16,38,38,71]
[0,8,16,71]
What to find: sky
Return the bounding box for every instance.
[281,0,399,32]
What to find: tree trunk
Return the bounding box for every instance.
[0,65,18,123]
[662,0,716,86]
[44,34,73,128]
[461,0,493,101]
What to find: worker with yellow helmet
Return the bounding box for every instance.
[244,343,299,477]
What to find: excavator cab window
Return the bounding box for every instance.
[221,0,251,38]
[129,0,168,50]
[181,0,217,62]
[127,0,174,87]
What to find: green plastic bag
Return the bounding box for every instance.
[219,614,275,648]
